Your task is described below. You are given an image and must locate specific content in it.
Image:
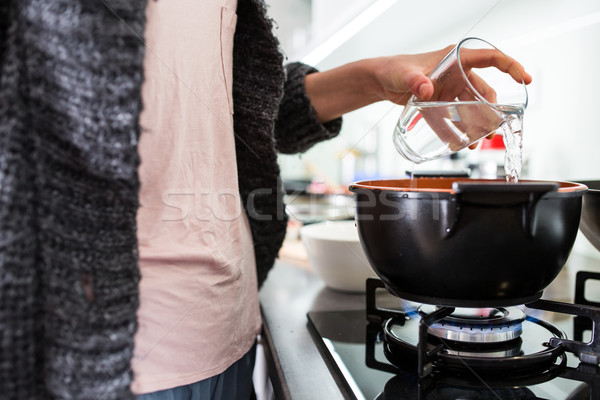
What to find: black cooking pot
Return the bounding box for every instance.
[349,178,587,307]
[577,180,600,252]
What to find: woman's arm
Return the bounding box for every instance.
[274,45,532,153]
[305,46,532,123]
[274,63,343,154]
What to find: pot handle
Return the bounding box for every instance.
[452,181,559,203]
[448,182,559,237]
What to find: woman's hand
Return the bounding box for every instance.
[304,44,532,123]
[372,46,532,105]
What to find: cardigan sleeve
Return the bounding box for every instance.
[274,62,343,154]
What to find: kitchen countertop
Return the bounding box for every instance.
[259,260,362,400]
[258,247,600,400]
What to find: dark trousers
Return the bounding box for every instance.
[138,344,257,400]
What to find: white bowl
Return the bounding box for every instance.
[300,220,377,292]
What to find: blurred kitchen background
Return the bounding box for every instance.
[268,0,600,258]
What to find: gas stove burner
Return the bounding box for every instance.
[382,314,565,375]
[418,305,526,343]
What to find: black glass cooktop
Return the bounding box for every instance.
[307,308,594,400]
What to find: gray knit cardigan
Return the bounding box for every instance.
[0,0,341,398]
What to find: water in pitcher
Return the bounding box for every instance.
[395,100,524,182]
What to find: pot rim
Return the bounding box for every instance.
[576,180,600,192]
[350,178,587,194]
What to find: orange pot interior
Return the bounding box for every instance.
[350,178,587,193]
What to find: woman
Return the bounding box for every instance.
[0,0,530,399]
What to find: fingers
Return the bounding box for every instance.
[406,71,434,100]
[460,48,532,85]
[468,131,497,149]
[417,82,433,99]
[469,72,497,103]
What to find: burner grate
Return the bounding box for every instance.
[366,279,566,378]
[527,271,600,366]
[365,271,600,399]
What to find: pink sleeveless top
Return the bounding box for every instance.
[132,0,261,394]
